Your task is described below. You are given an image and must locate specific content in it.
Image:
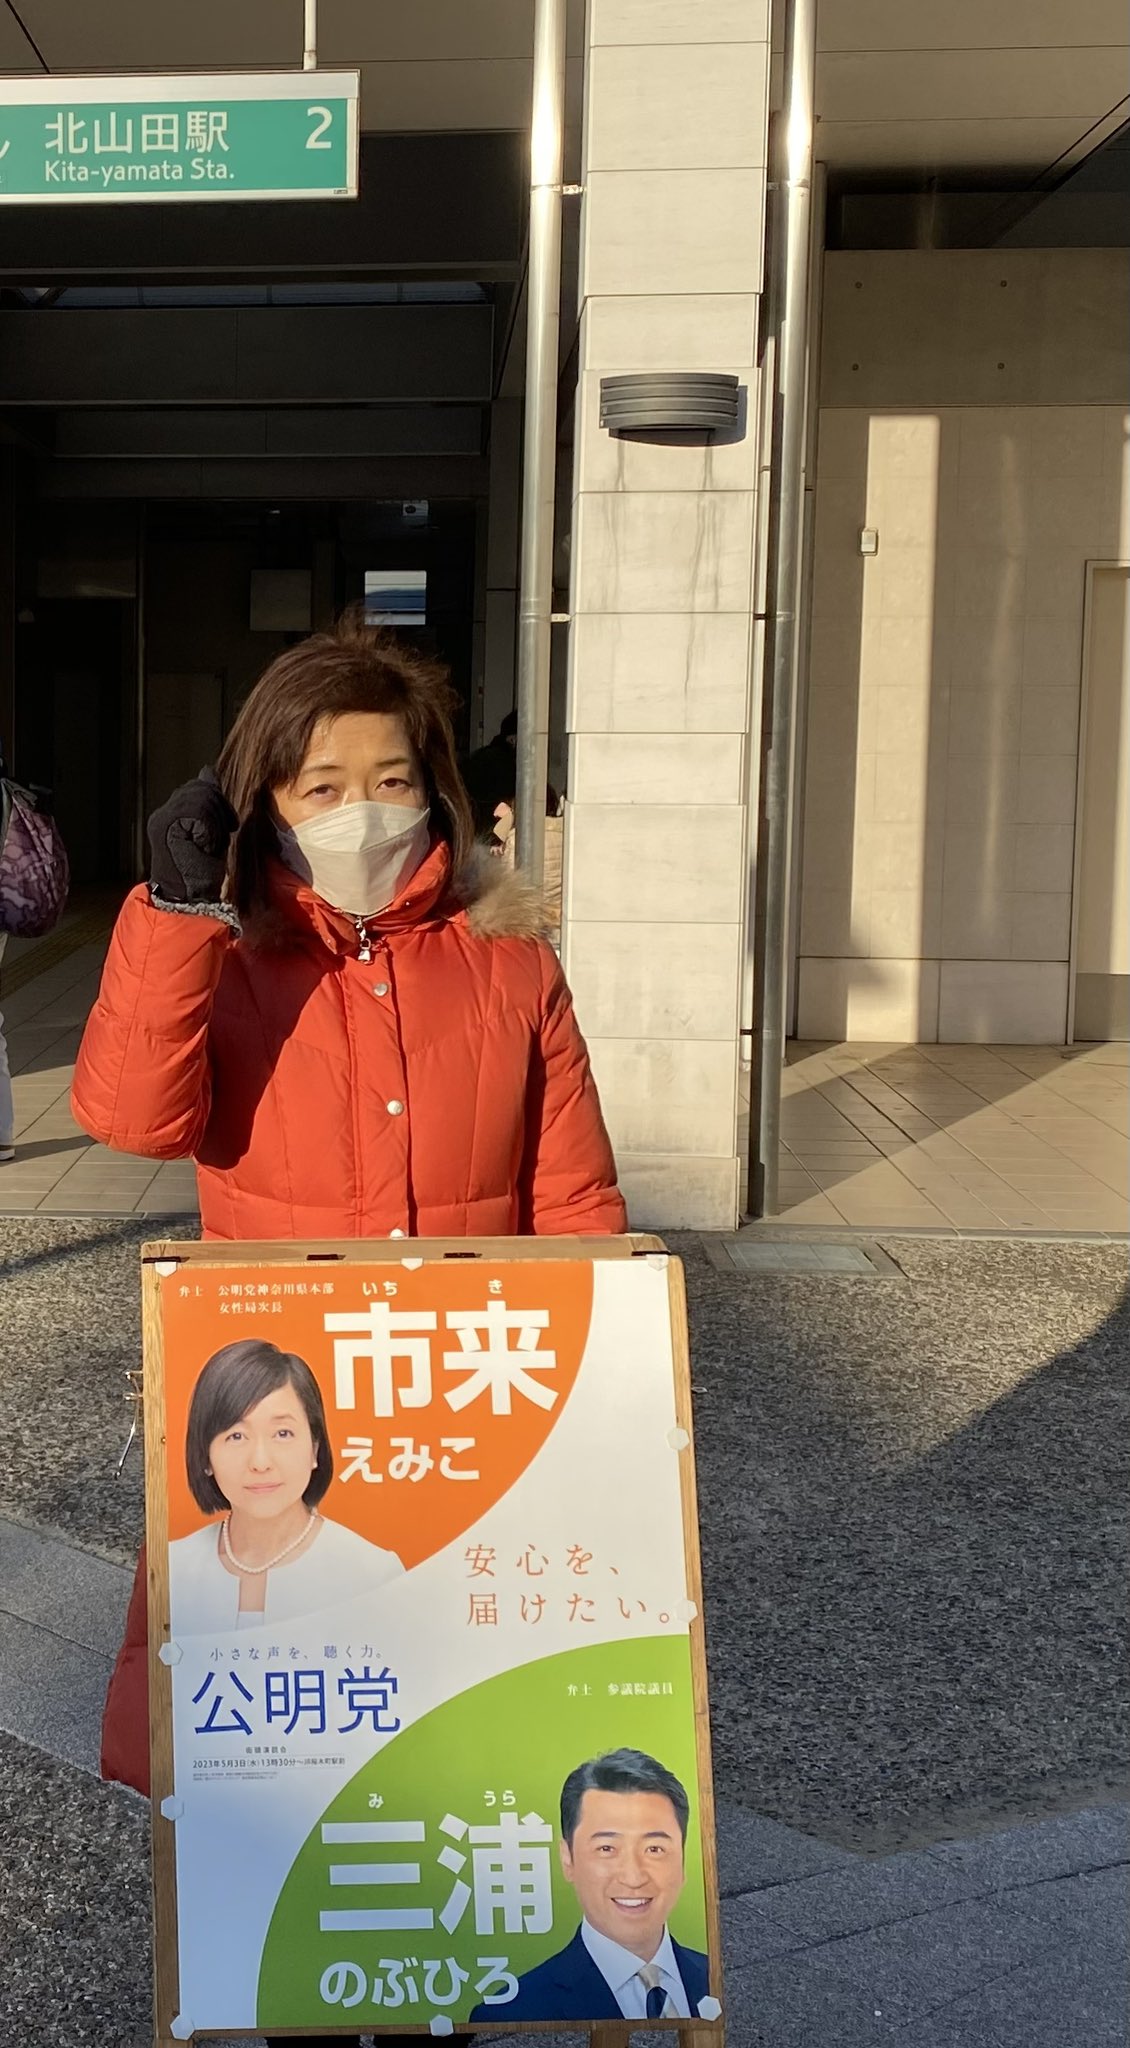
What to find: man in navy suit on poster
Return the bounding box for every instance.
[471,1748,710,2024]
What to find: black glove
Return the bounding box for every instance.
[148,767,238,905]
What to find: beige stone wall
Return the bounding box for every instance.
[562,0,770,1231]
[797,248,1130,1045]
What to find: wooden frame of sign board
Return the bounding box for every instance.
[142,1234,722,2048]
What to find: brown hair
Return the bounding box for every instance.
[185,1339,333,1514]
[216,608,474,918]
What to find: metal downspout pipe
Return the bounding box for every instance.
[748,0,818,1216]
[513,0,567,885]
[785,159,828,1037]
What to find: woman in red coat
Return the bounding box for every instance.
[73,616,625,2043]
[75,618,623,1246]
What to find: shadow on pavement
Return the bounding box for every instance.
[682,1233,1130,1849]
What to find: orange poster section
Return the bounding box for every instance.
[160,1261,594,1571]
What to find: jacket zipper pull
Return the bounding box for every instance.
[353,916,373,964]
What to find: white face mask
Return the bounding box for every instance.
[277,800,431,918]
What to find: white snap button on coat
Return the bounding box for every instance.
[390,1228,405,1239]
[386,1099,405,1117]
[373,982,389,997]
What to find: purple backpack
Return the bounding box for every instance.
[0,772,70,938]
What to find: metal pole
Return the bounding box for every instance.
[513,0,566,884]
[303,0,317,71]
[749,0,817,1216]
[739,301,778,1153]
[133,503,147,879]
[784,158,827,1035]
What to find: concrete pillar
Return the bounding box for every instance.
[562,0,771,1230]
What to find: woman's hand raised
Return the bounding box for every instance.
[148,766,238,905]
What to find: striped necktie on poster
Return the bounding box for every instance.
[637,1961,671,2019]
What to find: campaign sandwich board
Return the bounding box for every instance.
[141,1235,722,2044]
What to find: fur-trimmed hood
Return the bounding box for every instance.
[246,837,553,953]
[451,843,554,941]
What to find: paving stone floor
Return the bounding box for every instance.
[0,1216,1126,2045]
[1,926,1126,2041]
[760,1041,1128,1233]
[1,918,1127,1232]
[0,1703,1124,2048]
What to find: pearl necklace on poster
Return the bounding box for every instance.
[221,1509,321,1575]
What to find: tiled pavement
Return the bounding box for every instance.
[2,918,1128,1230]
[1,1191,1126,2040]
[0,923,198,1217]
[772,1040,1128,1233]
[1,1515,1125,2048]
[1,931,1126,2043]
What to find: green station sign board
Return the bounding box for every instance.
[0,71,359,203]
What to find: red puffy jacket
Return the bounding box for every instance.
[72,840,625,1792]
[74,841,624,1241]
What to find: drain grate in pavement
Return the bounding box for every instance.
[705,1237,905,1279]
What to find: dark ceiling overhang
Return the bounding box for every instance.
[0,304,494,405]
[0,132,526,284]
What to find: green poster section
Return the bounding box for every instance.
[259,1635,706,2029]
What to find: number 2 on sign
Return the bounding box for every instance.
[306,106,333,149]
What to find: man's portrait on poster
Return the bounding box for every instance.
[471,1747,709,2023]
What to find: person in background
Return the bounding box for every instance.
[461,707,559,845]
[489,797,565,951]
[0,938,12,1164]
[72,608,625,2048]
[0,747,70,1162]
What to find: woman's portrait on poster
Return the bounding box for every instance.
[169,1337,403,1636]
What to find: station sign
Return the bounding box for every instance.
[0,71,359,203]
